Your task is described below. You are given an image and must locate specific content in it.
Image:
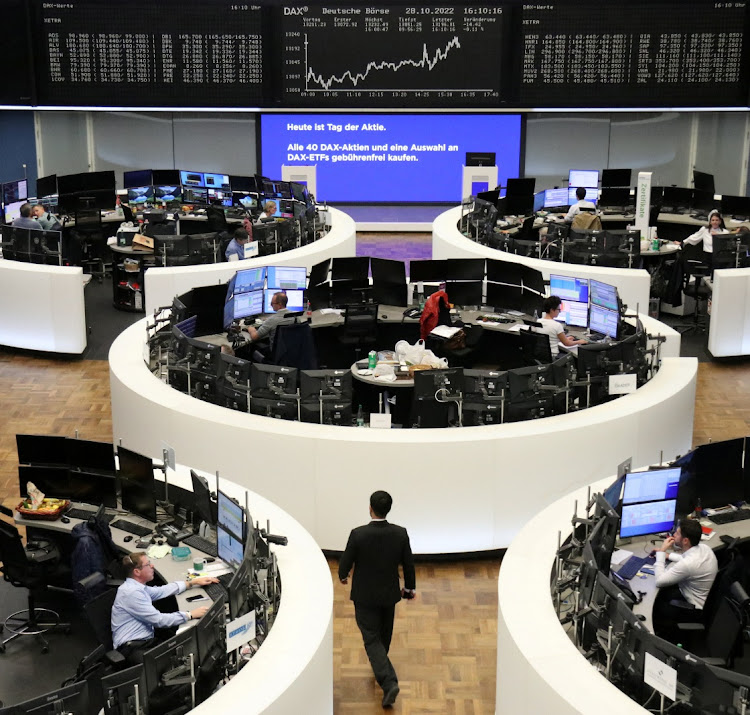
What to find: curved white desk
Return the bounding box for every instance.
[708,267,750,357]
[496,472,646,714]
[110,317,696,555]
[0,259,87,354]
[144,207,357,314]
[433,207,652,317]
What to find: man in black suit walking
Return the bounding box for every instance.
[338,490,416,709]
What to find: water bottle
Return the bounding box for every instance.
[368,350,377,370]
[356,405,365,427]
[306,300,312,320]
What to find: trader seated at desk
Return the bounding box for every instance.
[111,552,219,665]
[536,296,588,356]
[225,226,252,261]
[12,203,42,230]
[241,291,292,359]
[565,187,597,223]
[259,200,277,220]
[32,203,62,230]
[652,519,718,644]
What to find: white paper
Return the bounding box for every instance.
[610,549,634,566]
[644,652,677,701]
[506,323,524,332]
[609,374,637,395]
[226,610,256,653]
[430,325,461,339]
[320,308,344,315]
[370,413,392,429]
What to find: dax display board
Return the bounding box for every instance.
[3,0,749,109]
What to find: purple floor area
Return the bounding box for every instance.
[356,232,432,271]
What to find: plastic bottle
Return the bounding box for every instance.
[306,300,312,320]
[368,350,377,370]
[692,497,702,519]
[356,405,365,427]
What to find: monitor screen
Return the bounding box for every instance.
[263,289,305,313]
[444,258,485,281]
[217,524,244,570]
[36,174,57,197]
[558,300,588,328]
[267,265,307,290]
[589,279,618,311]
[505,178,536,196]
[4,199,25,224]
[602,475,626,511]
[599,187,632,207]
[601,168,632,187]
[719,194,750,218]
[549,274,589,304]
[217,489,244,540]
[190,470,217,527]
[16,434,68,466]
[589,304,619,339]
[234,267,267,294]
[623,467,681,505]
[223,298,236,330]
[154,185,182,203]
[101,665,147,715]
[370,257,406,284]
[234,193,258,209]
[569,169,599,188]
[3,178,28,206]
[693,170,715,195]
[66,438,115,474]
[204,173,230,190]
[233,290,264,320]
[544,188,570,208]
[331,256,369,282]
[127,186,154,205]
[620,499,677,539]
[567,187,598,204]
[299,369,352,401]
[123,169,152,189]
[152,169,180,185]
[180,170,205,187]
[229,175,257,193]
[117,447,156,523]
[183,186,208,203]
[18,465,68,500]
[8,681,89,715]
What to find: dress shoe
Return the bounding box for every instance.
[382,684,399,708]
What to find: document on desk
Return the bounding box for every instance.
[505,323,524,333]
[430,325,461,339]
[610,549,633,566]
[320,308,344,315]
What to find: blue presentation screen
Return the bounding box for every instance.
[260,114,522,203]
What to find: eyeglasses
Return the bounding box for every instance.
[136,561,154,569]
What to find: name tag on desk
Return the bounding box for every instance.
[244,241,259,258]
[226,610,256,652]
[644,651,677,701]
[609,374,637,395]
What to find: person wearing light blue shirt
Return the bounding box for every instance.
[111,552,218,663]
[225,226,251,261]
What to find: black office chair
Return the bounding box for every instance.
[430,324,484,368]
[519,329,553,366]
[206,206,229,233]
[121,204,135,225]
[339,303,379,361]
[0,520,71,654]
[74,209,109,281]
[271,321,318,370]
[675,241,711,335]
[509,216,540,257]
[84,588,121,657]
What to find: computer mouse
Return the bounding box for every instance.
[167,535,179,547]
[60,516,70,524]
[124,535,133,543]
[205,557,216,563]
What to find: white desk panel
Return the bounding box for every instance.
[708,267,750,357]
[432,207,652,320]
[0,259,86,353]
[145,207,356,314]
[111,319,696,554]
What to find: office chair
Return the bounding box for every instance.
[84,588,122,659]
[430,324,484,368]
[675,241,711,335]
[509,216,540,257]
[74,209,109,281]
[339,303,379,361]
[121,204,135,224]
[519,329,553,366]
[271,321,318,370]
[0,520,71,654]
[206,206,229,233]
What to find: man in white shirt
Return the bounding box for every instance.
[652,518,718,643]
[564,187,597,223]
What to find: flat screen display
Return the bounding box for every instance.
[557,300,588,329]
[127,186,154,205]
[263,289,305,313]
[203,173,230,190]
[234,267,267,294]
[623,468,681,506]
[234,289,264,320]
[544,188,570,208]
[261,114,522,203]
[567,187,598,204]
[590,279,618,311]
[217,524,244,570]
[217,490,244,540]
[180,171,204,188]
[117,447,156,523]
[266,265,307,290]
[550,274,589,304]
[154,185,181,203]
[589,304,619,339]
[620,499,677,539]
[569,170,599,188]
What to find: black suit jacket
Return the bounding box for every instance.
[338,520,416,607]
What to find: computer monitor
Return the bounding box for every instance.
[126,186,154,206]
[444,259,485,281]
[486,282,523,311]
[187,338,222,377]
[217,523,244,570]
[412,369,464,428]
[179,170,204,188]
[250,397,298,420]
[6,681,89,715]
[543,188,570,208]
[589,278,618,311]
[142,629,198,712]
[308,259,330,287]
[233,289,264,321]
[227,555,254,621]
[370,257,407,284]
[233,192,258,209]
[589,304,619,339]
[190,470,217,528]
[123,169,152,189]
[508,364,553,401]
[409,259,449,284]
[219,352,251,385]
[58,170,116,194]
[567,187,598,204]
[263,288,305,313]
[623,467,680,506]
[587,506,619,576]
[250,364,298,399]
[203,173,230,191]
[4,201,25,224]
[228,175,258,193]
[719,194,750,219]
[577,540,599,611]
[233,267,267,295]
[445,281,482,307]
[16,434,68,466]
[505,178,535,196]
[299,369,352,401]
[3,178,28,207]
[602,474,626,512]
[598,187,633,208]
[601,168,632,188]
[154,185,182,203]
[118,447,157,523]
[569,170,599,188]
[485,260,521,286]
[217,489,244,540]
[331,257,369,282]
[372,281,408,307]
[461,401,504,426]
[465,151,496,167]
[266,265,306,290]
[195,594,227,701]
[662,186,694,210]
[101,664,148,715]
[36,174,57,198]
[619,498,677,539]
[70,470,118,509]
[300,400,352,425]
[558,300,589,329]
[504,194,535,216]
[462,369,507,398]
[17,465,68,500]
[693,170,715,195]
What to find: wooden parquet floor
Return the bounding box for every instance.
[0,347,748,713]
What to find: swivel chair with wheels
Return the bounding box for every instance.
[675,241,712,335]
[271,321,318,370]
[339,303,379,362]
[74,209,109,281]
[519,329,553,366]
[0,519,71,654]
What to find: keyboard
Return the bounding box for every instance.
[708,509,750,525]
[65,507,115,523]
[203,572,234,602]
[616,554,656,581]
[183,533,219,557]
[110,519,153,537]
